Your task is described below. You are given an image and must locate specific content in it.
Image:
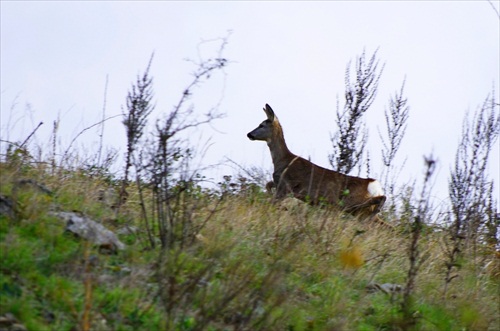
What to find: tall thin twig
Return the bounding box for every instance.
[97,74,109,167]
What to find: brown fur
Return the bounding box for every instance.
[248,104,388,225]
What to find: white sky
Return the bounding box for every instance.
[1,1,499,208]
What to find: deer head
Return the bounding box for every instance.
[247,104,277,143]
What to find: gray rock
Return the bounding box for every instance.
[53,211,126,252]
[117,226,138,235]
[0,314,28,331]
[366,282,403,294]
[0,195,15,219]
[15,179,53,196]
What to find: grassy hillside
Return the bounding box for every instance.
[0,156,499,331]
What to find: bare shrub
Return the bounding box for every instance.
[445,92,499,297]
[401,154,437,328]
[144,53,227,249]
[119,54,155,211]
[329,49,384,175]
[380,80,410,216]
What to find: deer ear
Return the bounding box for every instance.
[264,104,275,121]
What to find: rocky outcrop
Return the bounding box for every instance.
[53,211,126,253]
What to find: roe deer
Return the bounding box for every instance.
[247,104,388,225]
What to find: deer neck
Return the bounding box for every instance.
[267,131,295,172]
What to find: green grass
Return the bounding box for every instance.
[0,162,499,330]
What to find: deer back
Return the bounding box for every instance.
[274,155,379,210]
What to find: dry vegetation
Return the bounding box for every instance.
[0,159,499,330]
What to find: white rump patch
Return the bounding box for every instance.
[367,180,384,197]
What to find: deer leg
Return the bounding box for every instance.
[345,195,386,214]
[345,195,392,229]
[272,178,290,202]
[367,196,393,229]
[368,213,394,229]
[370,195,386,214]
[265,181,275,194]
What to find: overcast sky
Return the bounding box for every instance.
[1,1,499,207]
